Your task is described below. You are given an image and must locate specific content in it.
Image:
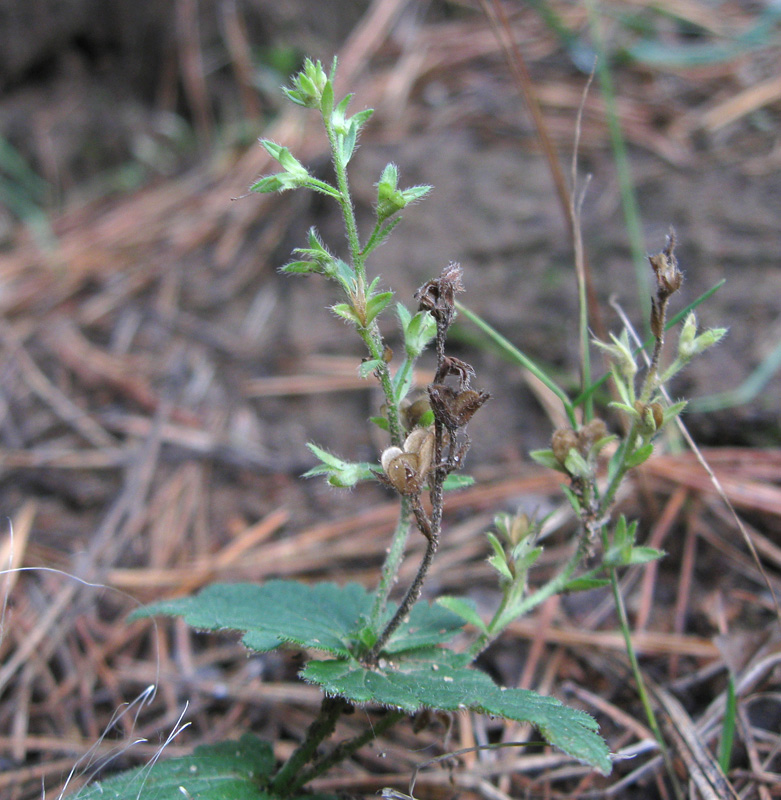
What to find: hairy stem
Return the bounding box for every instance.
[270,696,349,795]
[370,498,412,628]
[286,709,406,795]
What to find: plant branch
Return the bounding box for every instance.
[270,695,349,796]
[287,709,406,795]
[366,497,439,664]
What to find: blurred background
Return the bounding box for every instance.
[1,1,780,798]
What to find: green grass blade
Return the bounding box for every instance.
[456,301,575,426]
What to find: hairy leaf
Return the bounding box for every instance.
[71,735,287,800]
[133,582,464,658]
[302,649,611,774]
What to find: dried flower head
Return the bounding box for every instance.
[415,262,464,328]
[428,385,490,431]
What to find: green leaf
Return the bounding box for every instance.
[320,79,334,119]
[403,310,436,358]
[625,442,654,469]
[437,596,488,634]
[370,415,390,432]
[395,301,411,330]
[132,582,464,658]
[624,546,665,565]
[563,576,610,592]
[280,259,322,275]
[561,484,582,514]
[302,443,375,488]
[564,449,592,479]
[383,601,465,653]
[486,532,512,582]
[365,291,394,326]
[442,474,474,491]
[529,449,568,473]
[302,649,611,775]
[359,359,383,378]
[331,303,362,326]
[72,735,279,800]
[132,582,372,655]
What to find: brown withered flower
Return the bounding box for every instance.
[648,229,683,299]
[433,355,474,389]
[428,384,490,431]
[415,262,464,328]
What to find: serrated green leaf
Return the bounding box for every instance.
[72,735,278,800]
[302,649,611,774]
[437,597,488,634]
[383,602,465,653]
[132,582,463,659]
[132,581,372,655]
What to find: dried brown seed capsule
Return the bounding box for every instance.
[433,355,475,389]
[577,418,608,454]
[428,385,490,430]
[403,397,432,430]
[648,230,683,299]
[551,427,578,465]
[415,262,464,326]
[379,427,436,495]
[404,426,435,479]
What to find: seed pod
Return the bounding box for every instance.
[404,427,435,480]
[428,385,490,430]
[577,418,608,455]
[403,397,432,430]
[551,427,578,465]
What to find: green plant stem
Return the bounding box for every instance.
[286,709,405,795]
[324,117,364,279]
[370,497,412,627]
[321,113,405,447]
[270,696,349,796]
[469,544,584,658]
[357,325,404,446]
